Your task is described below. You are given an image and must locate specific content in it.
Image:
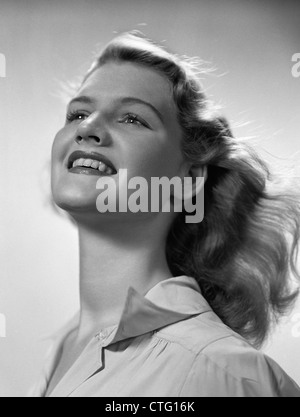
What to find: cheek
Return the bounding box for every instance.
[51,129,72,196]
[124,137,183,180]
[52,129,67,163]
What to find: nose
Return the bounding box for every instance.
[75,114,110,146]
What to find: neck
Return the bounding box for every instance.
[73,213,173,342]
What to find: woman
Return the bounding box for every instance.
[30,31,300,397]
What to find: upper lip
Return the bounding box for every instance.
[67,151,117,173]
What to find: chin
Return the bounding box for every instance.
[51,187,97,212]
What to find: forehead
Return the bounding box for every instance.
[78,62,176,114]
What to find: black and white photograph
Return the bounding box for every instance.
[0,0,300,398]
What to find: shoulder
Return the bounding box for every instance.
[156,308,245,355]
[156,311,300,397]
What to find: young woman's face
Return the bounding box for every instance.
[51,61,188,220]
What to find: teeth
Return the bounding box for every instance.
[98,162,107,173]
[73,158,85,168]
[91,160,100,169]
[72,158,115,175]
[83,159,93,167]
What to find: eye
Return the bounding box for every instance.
[66,110,89,123]
[120,113,149,128]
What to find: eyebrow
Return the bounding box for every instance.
[120,97,164,122]
[68,96,95,106]
[68,95,164,123]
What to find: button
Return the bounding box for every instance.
[96,332,103,341]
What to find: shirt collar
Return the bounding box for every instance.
[49,275,211,347]
[101,275,211,346]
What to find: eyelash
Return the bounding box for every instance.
[121,113,148,127]
[65,111,149,128]
[66,110,88,123]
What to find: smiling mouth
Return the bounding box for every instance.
[67,151,118,176]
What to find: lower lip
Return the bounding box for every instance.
[68,167,112,176]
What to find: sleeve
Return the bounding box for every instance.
[262,355,300,398]
[179,337,300,397]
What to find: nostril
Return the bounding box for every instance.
[74,135,101,144]
[75,136,83,144]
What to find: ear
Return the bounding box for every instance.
[182,164,208,200]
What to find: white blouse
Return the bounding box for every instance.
[28,276,300,397]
